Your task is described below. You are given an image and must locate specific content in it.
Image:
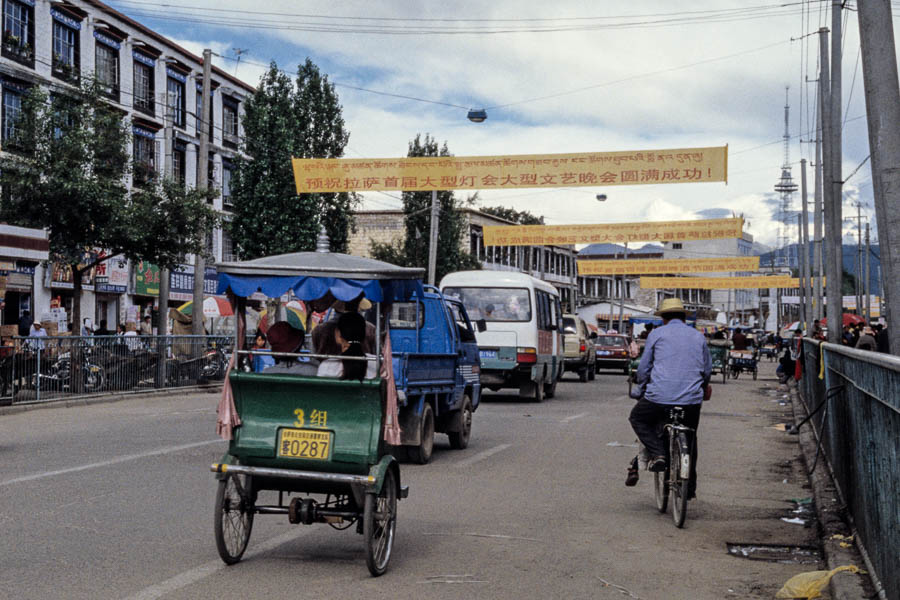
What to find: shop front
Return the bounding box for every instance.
[0,225,50,335]
[93,252,129,331]
[130,261,217,332]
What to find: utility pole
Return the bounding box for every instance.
[856,203,863,316]
[865,222,871,323]
[819,26,840,344]
[193,48,212,336]
[814,94,824,322]
[797,213,807,331]
[427,190,439,285]
[157,94,174,385]
[800,159,812,332]
[618,243,628,333]
[858,0,900,353]
[826,1,843,343]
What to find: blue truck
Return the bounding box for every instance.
[389,286,482,463]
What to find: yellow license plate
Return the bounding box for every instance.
[277,428,333,460]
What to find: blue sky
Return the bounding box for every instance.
[105,0,885,250]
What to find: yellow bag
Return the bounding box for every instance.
[775,565,859,599]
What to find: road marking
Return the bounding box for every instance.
[121,529,305,600]
[455,443,511,467]
[560,412,588,423]
[0,439,222,487]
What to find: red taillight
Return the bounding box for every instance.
[517,347,537,363]
[579,343,586,352]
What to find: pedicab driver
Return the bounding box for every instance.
[627,298,711,498]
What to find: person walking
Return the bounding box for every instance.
[18,310,31,337]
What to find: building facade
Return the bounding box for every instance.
[350,209,579,310]
[0,0,253,330]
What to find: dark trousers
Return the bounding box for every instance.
[629,399,701,491]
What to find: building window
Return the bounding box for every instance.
[222,96,239,146]
[2,84,23,146]
[222,227,234,262]
[2,0,34,64]
[196,85,213,137]
[51,12,80,82]
[166,70,186,128]
[132,127,156,186]
[221,159,233,209]
[173,140,186,184]
[132,56,154,115]
[672,242,683,250]
[94,36,120,100]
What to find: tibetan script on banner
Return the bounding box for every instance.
[482,217,743,247]
[578,256,759,276]
[292,146,728,194]
[640,275,799,290]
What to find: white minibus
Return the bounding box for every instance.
[440,271,564,401]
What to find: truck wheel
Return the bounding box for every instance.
[448,395,473,450]
[409,404,435,464]
[543,376,557,399]
[533,380,544,402]
[579,367,588,383]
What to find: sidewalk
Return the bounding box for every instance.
[647,358,871,599]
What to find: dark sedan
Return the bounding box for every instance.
[595,334,631,373]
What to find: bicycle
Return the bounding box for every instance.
[653,406,696,528]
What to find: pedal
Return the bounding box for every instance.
[399,485,409,499]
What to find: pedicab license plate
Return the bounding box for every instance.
[277,428,333,460]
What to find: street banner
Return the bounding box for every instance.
[578,256,759,275]
[482,217,743,247]
[292,146,728,194]
[640,275,799,289]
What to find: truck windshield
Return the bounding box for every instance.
[442,287,531,322]
[562,317,577,334]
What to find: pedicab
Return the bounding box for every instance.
[728,348,759,380]
[210,246,423,576]
[707,340,729,384]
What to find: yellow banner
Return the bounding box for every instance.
[640,276,799,289]
[292,146,728,194]
[483,217,743,247]
[578,256,759,275]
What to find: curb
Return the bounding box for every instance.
[788,383,875,600]
[0,384,223,416]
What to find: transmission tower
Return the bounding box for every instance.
[773,87,798,267]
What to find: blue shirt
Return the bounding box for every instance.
[636,318,711,405]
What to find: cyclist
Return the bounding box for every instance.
[625,298,711,499]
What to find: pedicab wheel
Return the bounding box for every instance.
[364,468,397,577]
[753,368,758,381]
[409,404,434,464]
[448,394,473,450]
[669,439,688,528]
[654,469,669,513]
[214,473,254,565]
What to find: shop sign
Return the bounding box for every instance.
[134,260,161,296]
[93,251,129,293]
[169,264,218,302]
[47,262,95,290]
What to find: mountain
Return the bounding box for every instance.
[759,243,882,292]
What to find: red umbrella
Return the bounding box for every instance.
[820,313,865,328]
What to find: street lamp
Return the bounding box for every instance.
[467,108,487,123]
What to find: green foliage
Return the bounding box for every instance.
[370,134,481,282]
[0,78,218,329]
[479,205,545,225]
[230,60,358,259]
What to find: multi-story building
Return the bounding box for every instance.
[0,0,253,329]
[660,231,758,324]
[350,208,579,310]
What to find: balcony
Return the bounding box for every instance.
[2,36,34,67]
[51,57,79,84]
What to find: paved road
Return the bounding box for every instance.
[0,363,820,599]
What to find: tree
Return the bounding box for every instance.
[479,205,545,225]
[230,60,358,259]
[370,134,480,282]
[0,79,217,335]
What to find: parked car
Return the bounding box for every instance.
[562,314,595,382]
[595,334,631,374]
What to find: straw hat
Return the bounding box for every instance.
[655,297,686,317]
[267,321,305,353]
[332,295,373,312]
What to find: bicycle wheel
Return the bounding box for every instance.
[670,433,689,528]
[214,473,254,564]
[364,468,397,576]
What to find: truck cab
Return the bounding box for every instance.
[389,287,481,463]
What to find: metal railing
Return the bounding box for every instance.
[800,339,898,600]
[0,335,234,406]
